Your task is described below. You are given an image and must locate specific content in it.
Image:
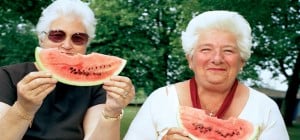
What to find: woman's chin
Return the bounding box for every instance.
[206,78,229,85]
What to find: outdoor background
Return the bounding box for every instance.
[0,0,299,139]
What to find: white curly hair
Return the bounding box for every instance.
[36,0,97,45]
[181,10,252,61]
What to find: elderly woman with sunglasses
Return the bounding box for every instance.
[0,0,135,140]
[124,11,289,140]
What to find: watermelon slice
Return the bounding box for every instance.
[35,47,126,86]
[178,106,259,140]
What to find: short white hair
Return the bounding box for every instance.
[36,0,96,44]
[181,10,252,61]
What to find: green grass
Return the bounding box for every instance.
[121,106,300,139]
[288,122,300,140]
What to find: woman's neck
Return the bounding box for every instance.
[195,78,236,94]
[190,77,239,118]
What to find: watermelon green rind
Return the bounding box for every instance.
[34,47,127,86]
[177,106,260,140]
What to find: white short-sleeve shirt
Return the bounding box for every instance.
[124,85,289,140]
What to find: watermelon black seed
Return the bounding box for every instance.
[68,64,115,76]
[192,123,214,134]
[213,129,241,138]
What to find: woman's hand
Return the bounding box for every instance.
[16,71,57,115]
[102,75,135,116]
[162,128,191,140]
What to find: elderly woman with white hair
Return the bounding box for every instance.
[124,10,289,140]
[0,0,135,139]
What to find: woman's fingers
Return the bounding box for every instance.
[163,128,191,140]
[16,71,57,113]
[28,78,57,96]
[103,75,134,99]
[34,83,56,99]
[19,71,53,84]
[102,76,135,114]
[18,72,56,95]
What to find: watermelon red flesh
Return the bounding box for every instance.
[178,106,258,140]
[35,47,126,86]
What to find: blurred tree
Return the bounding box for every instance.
[0,0,51,65]
[235,0,299,126]
[249,0,300,126]
[89,0,192,94]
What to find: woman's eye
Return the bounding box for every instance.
[224,49,233,52]
[200,48,211,52]
[223,48,236,54]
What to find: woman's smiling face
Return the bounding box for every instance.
[188,29,245,85]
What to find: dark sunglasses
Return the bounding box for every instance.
[44,30,89,45]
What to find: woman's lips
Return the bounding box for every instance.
[207,68,226,71]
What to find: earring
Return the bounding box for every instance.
[239,67,243,74]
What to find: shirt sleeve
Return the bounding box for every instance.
[258,100,289,140]
[89,85,107,107]
[0,68,17,105]
[241,89,290,140]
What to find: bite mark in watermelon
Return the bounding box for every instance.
[178,106,260,140]
[35,47,126,86]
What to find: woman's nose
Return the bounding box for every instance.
[211,50,224,64]
[60,37,73,50]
